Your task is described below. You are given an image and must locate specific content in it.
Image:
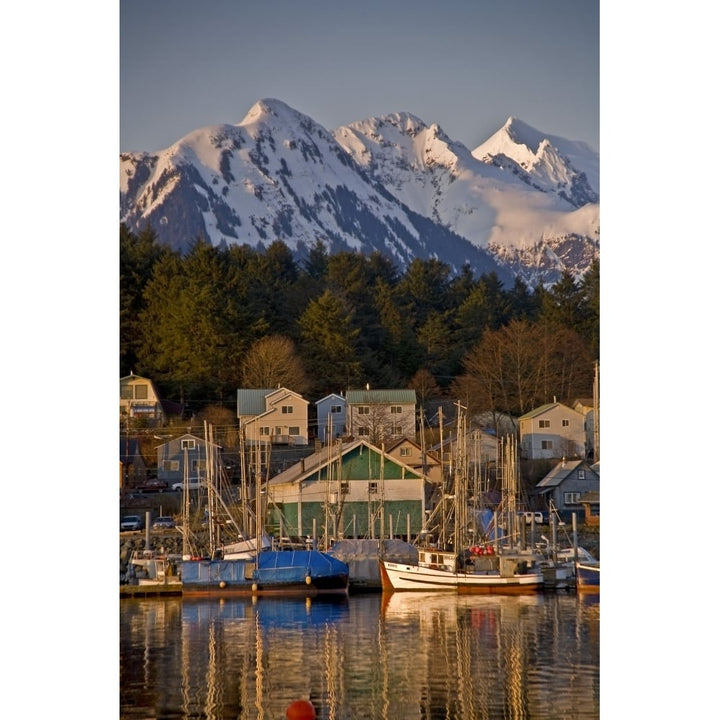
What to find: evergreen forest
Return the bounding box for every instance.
[120,224,599,420]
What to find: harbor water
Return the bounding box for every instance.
[120,591,599,719]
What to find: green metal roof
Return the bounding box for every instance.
[236,389,275,416]
[345,389,417,405]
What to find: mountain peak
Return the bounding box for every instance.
[120,99,599,286]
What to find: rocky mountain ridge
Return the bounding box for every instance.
[120,99,599,286]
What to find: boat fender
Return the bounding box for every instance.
[487,546,494,555]
[252,583,258,592]
[305,575,312,585]
[219,581,226,589]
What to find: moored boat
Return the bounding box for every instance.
[179,549,350,597]
[380,544,544,594]
[575,560,600,592]
[121,549,183,597]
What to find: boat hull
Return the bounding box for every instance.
[575,562,600,592]
[380,560,544,594]
[180,550,349,597]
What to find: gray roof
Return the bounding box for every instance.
[345,389,417,405]
[535,459,584,488]
[237,389,275,416]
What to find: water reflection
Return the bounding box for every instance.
[120,593,599,719]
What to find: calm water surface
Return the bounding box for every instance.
[120,591,599,719]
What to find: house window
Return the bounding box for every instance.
[400,447,411,457]
[539,420,550,428]
[289,426,300,436]
[391,425,402,436]
[358,426,369,436]
[331,405,342,413]
[191,459,206,472]
[564,492,581,505]
[121,385,133,400]
[541,440,553,450]
[281,405,293,414]
[163,460,180,472]
[390,406,402,414]
[340,481,349,494]
[358,406,370,415]
[562,419,569,427]
[181,439,196,450]
[368,482,378,494]
[578,469,585,480]
[134,384,149,399]
[260,426,270,436]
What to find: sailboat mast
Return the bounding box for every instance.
[182,445,189,558]
[593,360,600,462]
[204,420,215,556]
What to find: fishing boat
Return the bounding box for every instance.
[380,411,543,595]
[380,545,543,593]
[328,538,418,591]
[175,423,350,597]
[575,560,600,592]
[121,548,183,597]
[179,549,350,597]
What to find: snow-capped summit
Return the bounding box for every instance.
[472,116,599,208]
[120,101,599,286]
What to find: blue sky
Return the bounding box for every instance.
[120,0,599,153]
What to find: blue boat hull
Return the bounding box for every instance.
[180,550,349,597]
[575,562,600,592]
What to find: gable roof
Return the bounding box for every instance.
[267,438,424,488]
[519,402,580,421]
[535,459,585,488]
[237,388,307,416]
[315,393,346,406]
[154,433,221,451]
[345,389,417,404]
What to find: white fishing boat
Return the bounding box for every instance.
[380,411,543,595]
[380,544,544,593]
[121,548,183,596]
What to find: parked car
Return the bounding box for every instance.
[136,480,169,493]
[120,515,143,531]
[152,516,176,530]
[171,481,204,491]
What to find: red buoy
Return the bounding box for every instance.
[286,699,316,720]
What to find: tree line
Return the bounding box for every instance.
[121,224,599,419]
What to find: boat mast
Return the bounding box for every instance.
[204,420,215,557]
[182,445,190,558]
[593,360,600,462]
[454,402,468,555]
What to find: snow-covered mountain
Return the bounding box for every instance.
[120,99,599,286]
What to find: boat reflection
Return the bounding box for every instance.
[120,592,599,719]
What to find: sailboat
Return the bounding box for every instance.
[178,423,349,597]
[380,408,544,594]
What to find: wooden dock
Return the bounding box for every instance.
[120,583,182,598]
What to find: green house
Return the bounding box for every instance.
[266,439,429,542]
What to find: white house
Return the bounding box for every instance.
[518,402,585,460]
[237,387,309,446]
[345,389,417,445]
[120,372,166,426]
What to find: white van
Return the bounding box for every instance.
[518,511,544,525]
[171,481,204,491]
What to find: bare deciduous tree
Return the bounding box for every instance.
[241,335,310,394]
